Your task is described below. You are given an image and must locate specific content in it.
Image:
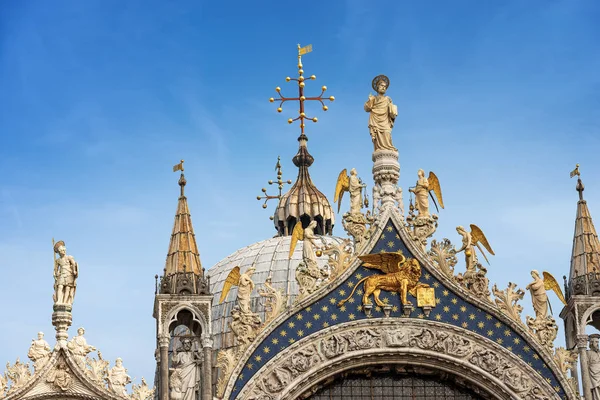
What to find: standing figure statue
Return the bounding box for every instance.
[171,338,201,400]
[410,169,430,217]
[67,327,96,367]
[334,168,367,215]
[589,334,600,399]
[106,358,132,397]
[219,266,256,315]
[53,240,78,306]
[364,75,398,152]
[27,332,51,372]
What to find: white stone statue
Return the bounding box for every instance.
[409,169,430,217]
[67,328,96,367]
[27,332,51,372]
[526,270,549,321]
[171,338,201,400]
[589,334,600,399]
[107,358,131,397]
[53,240,78,306]
[237,267,256,314]
[364,75,398,152]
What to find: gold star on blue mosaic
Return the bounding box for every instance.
[228,219,567,399]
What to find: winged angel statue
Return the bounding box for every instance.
[409,170,444,217]
[338,252,428,309]
[526,270,567,320]
[289,221,328,298]
[219,266,256,314]
[456,224,495,277]
[334,168,367,215]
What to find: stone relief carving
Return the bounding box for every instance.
[526,316,558,351]
[427,238,457,277]
[106,357,132,397]
[258,274,285,325]
[553,347,578,393]
[320,238,354,281]
[27,332,52,373]
[130,377,155,400]
[237,322,560,400]
[5,358,32,395]
[230,308,262,346]
[216,348,239,399]
[86,351,109,384]
[46,359,73,392]
[492,282,526,325]
[67,327,97,368]
[293,221,328,301]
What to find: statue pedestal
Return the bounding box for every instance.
[372,150,403,215]
[52,304,72,346]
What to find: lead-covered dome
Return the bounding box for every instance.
[207,234,345,350]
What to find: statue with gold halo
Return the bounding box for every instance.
[290,221,328,299]
[364,75,398,152]
[455,225,494,301]
[338,252,428,310]
[53,240,78,307]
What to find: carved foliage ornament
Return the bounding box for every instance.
[238,322,560,400]
[492,282,526,326]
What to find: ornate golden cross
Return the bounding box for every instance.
[256,156,292,219]
[269,44,335,138]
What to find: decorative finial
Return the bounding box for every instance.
[257,156,292,220]
[269,44,334,141]
[173,160,186,196]
[570,164,584,201]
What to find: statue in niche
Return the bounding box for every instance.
[589,334,600,399]
[53,240,78,307]
[171,338,201,400]
[67,327,96,367]
[27,332,51,372]
[364,74,398,152]
[106,358,131,397]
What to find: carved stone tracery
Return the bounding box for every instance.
[232,320,562,400]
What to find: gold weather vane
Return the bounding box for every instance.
[570,164,580,178]
[173,159,185,172]
[257,156,292,219]
[269,44,335,138]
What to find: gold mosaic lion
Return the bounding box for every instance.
[338,252,428,307]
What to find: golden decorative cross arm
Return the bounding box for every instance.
[269,44,335,138]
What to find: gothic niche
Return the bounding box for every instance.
[300,367,492,400]
[168,309,203,400]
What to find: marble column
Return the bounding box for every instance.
[202,335,213,400]
[159,335,170,400]
[578,334,593,399]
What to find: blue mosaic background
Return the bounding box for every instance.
[229,220,566,399]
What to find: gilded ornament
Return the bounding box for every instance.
[338,252,428,309]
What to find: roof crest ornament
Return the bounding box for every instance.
[256,156,292,220]
[269,44,335,236]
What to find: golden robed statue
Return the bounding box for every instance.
[364,75,398,152]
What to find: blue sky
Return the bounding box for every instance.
[1,0,599,387]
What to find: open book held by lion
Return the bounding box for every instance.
[338,252,428,308]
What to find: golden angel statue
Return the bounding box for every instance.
[339,252,427,308]
[334,168,366,215]
[456,225,495,278]
[364,75,398,152]
[289,221,321,265]
[219,266,256,314]
[409,170,444,217]
[526,270,567,320]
